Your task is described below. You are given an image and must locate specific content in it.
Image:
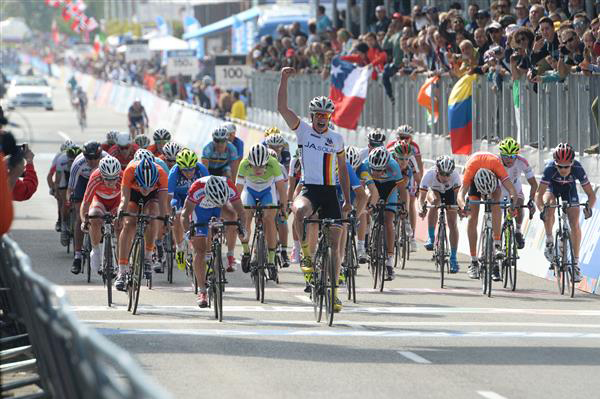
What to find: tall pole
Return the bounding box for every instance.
[332,0,338,29]
[345,0,351,32]
[360,0,366,35]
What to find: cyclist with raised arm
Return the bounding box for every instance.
[160,141,181,170]
[148,129,171,157]
[202,127,241,178]
[102,131,119,152]
[181,176,248,308]
[115,158,170,291]
[456,152,519,281]
[108,132,139,169]
[357,147,405,281]
[128,98,148,137]
[498,137,538,249]
[418,156,462,273]
[536,143,595,282]
[277,67,351,313]
[80,156,123,274]
[236,144,287,275]
[67,141,107,274]
[168,148,209,270]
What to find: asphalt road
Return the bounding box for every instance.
[7,78,600,399]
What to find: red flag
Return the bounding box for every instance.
[61,7,70,21]
[51,20,59,44]
[329,57,370,130]
[417,76,440,123]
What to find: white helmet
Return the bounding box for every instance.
[153,128,171,141]
[435,155,455,175]
[367,128,386,145]
[474,168,498,195]
[248,143,270,167]
[395,124,414,138]
[115,132,131,147]
[134,135,151,149]
[134,148,155,163]
[267,148,279,161]
[205,176,229,206]
[345,146,361,169]
[60,139,74,152]
[98,156,121,179]
[265,133,286,147]
[212,126,229,141]
[368,147,390,171]
[308,96,335,114]
[106,130,119,144]
[162,142,182,161]
[222,122,236,134]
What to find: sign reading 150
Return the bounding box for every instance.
[172,58,193,67]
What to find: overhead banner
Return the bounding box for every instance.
[214,55,251,91]
[166,49,199,77]
[125,39,150,62]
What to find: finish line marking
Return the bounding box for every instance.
[477,391,509,399]
[397,351,432,364]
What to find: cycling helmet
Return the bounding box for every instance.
[134,135,151,149]
[308,96,335,114]
[222,122,236,134]
[345,146,361,169]
[212,126,229,141]
[265,133,286,147]
[134,158,159,189]
[264,126,280,137]
[115,132,131,147]
[134,148,155,163]
[393,140,412,157]
[162,142,182,161]
[473,168,498,195]
[267,148,279,160]
[153,128,171,142]
[435,155,455,175]
[66,145,82,159]
[202,75,213,86]
[176,148,198,169]
[60,139,73,152]
[205,176,229,206]
[248,143,270,167]
[83,141,102,159]
[99,156,121,179]
[367,128,386,145]
[106,130,119,144]
[395,124,414,138]
[498,137,520,156]
[553,142,575,164]
[368,147,390,171]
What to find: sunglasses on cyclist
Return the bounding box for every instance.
[556,163,572,169]
[438,171,452,177]
[313,112,331,119]
[118,145,130,150]
[214,139,227,144]
[156,140,169,145]
[396,156,411,161]
[502,154,517,159]
[103,176,119,182]
[182,167,195,173]
[369,141,384,148]
[84,154,100,160]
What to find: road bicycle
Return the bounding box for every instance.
[500,201,533,292]
[162,208,176,284]
[65,206,75,254]
[245,203,280,304]
[393,205,410,270]
[422,203,459,288]
[80,230,92,283]
[369,201,404,291]
[341,210,359,303]
[120,202,166,315]
[88,214,118,306]
[543,201,589,298]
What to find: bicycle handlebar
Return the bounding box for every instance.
[243,205,281,210]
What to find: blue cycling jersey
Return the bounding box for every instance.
[168,162,210,199]
[202,142,240,170]
[154,157,169,174]
[357,157,404,184]
[541,160,589,187]
[231,137,244,159]
[336,160,361,204]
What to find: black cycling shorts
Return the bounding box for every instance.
[433,190,457,206]
[130,188,158,206]
[129,115,144,126]
[208,166,230,177]
[468,184,483,199]
[71,176,88,202]
[300,184,341,220]
[374,180,397,202]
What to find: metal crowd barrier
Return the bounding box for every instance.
[0,236,171,399]
[250,71,600,155]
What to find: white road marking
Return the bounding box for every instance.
[477,391,509,399]
[294,295,312,304]
[67,304,600,317]
[397,351,432,364]
[57,130,71,141]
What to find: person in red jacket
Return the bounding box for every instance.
[340,33,387,79]
[12,145,38,201]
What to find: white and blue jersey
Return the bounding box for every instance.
[541,160,590,203]
[168,162,210,209]
[336,160,362,205]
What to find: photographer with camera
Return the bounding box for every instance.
[11,142,38,201]
[0,107,14,234]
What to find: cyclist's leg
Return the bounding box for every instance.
[221,202,238,270]
[143,200,159,260]
[88,200,106,247]
[566,185,581,260]
[426,191,440,244]
[467,185,481,261]
[491,186,503,245]
[117,200,138,277]
[542,191,558,239]
[291,189,315,260]
[191,206,219,289]
[239,189,255,257]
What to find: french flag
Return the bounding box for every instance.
[329,57,370,130]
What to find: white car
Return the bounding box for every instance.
[6,75,53,110]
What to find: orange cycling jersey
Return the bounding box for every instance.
[122,160,169,193]
[147,144,162,157]
[82,169,123,205]
[463,152,509,187]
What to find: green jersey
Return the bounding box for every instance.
[236,156,284,191]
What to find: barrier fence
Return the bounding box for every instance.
[251,71,600,155]
[0,236,172,399]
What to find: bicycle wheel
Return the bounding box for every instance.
[554,233,565,295]
[393,214,401,269]
[257,232,266,304]
[324,245,336,327]
[165,233,174,284]
[345,233,357,303]
[437,221,447,288]
[132,241,144,315]
[104,234,113,307]
[485,228,493,298]
[480,229,490,296]
[369,226,379,289]
[82,233,91,282]
[312,245,324,323]
[377,225,386,292]
[501,223,511,289]
[564,235,576,298]
[401,220,408,270]
[215,247,224,322]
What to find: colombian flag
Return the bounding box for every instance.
[448,74,478,155]
[417,76,439,125]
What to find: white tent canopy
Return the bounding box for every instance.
[148,35,189,51]
[0,18,31,42]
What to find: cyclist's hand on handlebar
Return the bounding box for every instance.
[342,201,353,214]
[584,202,593,219]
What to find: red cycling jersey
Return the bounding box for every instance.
[82,169,123,206]
[108,144,139,169]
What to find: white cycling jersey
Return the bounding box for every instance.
[68,151,108,190]
[419,167,461,193]
[501,155,534,198]
[55,153,71,188]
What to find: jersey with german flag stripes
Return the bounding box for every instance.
[463,152,509,187]
[293,120,344,186]
[82,169,122,205]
